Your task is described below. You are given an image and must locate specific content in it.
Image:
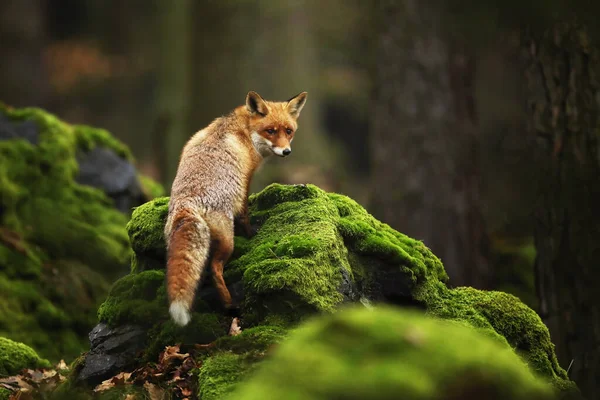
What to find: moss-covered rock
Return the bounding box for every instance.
[0,337,51,375]
[85,183,577,397]
[0,104,162,363]
[227,306,554,400]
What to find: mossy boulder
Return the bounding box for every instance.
[227,306,554,400]
[82,183,578,397]
[0,104,163,363]
[0,337,51,376]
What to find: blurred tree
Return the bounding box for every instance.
[235,0,343,193]
[0,0,51,108]
[369,0,490,287]
[524,20,600,398]
[155,0,192,186]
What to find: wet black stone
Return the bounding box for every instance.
[75,147,146,214]
[0,113,39,144]
[76,323,146,385]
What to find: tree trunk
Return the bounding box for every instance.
[239,0,340,193]
[369,0,490,287]
[155,0,192,187]
[524,21,600,399]
[0,0,51,108]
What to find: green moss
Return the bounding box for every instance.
[106,183,575,394]
[227,306,554,400]
[0,337,51,375]
[0,104,162,362]
[198,353,262,400]
[145,312,227,360]
[127,197,170,272]
[0,241,43,280]
[229,185,352,324]
[0,271,100,362]
[73,125,133,162]
[328,192,447,284]
[211,325,287,355]
[97,269,229,361]
[0,388,10,400]
[194,326,287,397]
[423,286,575,392]
[97,270,167,327]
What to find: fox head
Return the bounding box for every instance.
[245,91,307,158]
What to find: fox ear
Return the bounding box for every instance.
[246,91,269,116]
[286,92,307,119]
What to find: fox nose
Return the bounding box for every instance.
[283,148,292,156]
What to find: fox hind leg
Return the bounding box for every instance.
[206,213,236,313]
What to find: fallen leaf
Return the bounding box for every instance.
[144,381,166,400]
[56,360,68,370]
[181,357,198,372]
[93,378,115,393]
[0,376,34,392]
[194,343,214,350]
[159,344,189,366]
[229,317,242,336]
[92,372,132,392]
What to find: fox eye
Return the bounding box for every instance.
[266,128,276,134]
[286,128,293,135]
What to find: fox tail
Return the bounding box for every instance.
[165,208,210,326]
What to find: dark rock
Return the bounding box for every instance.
[338,266,359,302]
[0,113,39,144]
[76,323,146,385]
[347,252,426,310]
[75,147,145,214]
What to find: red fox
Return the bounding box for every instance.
[165,91,308,326]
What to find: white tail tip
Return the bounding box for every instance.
[169,301,191,326]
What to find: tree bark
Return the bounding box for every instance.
[369,0,490,287]
[524,21,600,399]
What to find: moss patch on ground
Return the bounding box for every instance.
[0,104,162,363]
[226,306,554,400]
[0,337,51,376]
[196,325,287,399]
[94,183,576,397]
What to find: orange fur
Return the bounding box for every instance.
[165,91,307,326]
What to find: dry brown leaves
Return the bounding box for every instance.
[92,344,198,399]
[0,360,69,399]
[1,344,203,399]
